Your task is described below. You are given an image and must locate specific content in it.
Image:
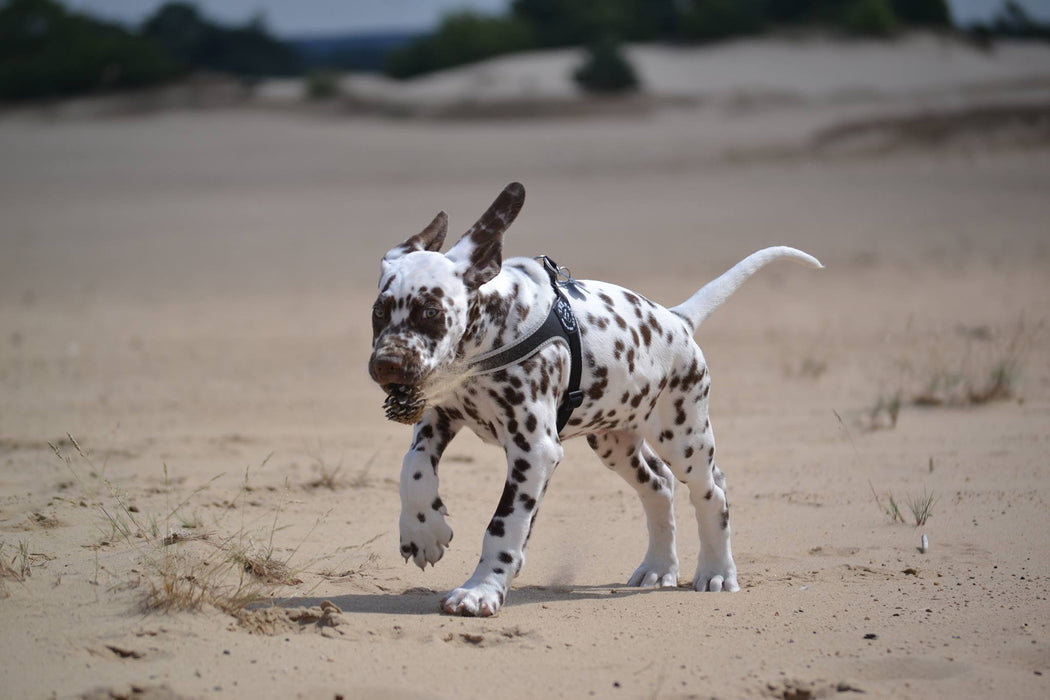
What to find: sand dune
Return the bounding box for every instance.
[317,33,1050,111]
[1,35,1049,700]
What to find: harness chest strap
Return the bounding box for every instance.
[466,256,584,435]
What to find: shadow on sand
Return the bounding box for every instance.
[269,583,682,616]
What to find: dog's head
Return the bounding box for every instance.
[368,183,525,402]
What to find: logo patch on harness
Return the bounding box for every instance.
[553,296,577,333]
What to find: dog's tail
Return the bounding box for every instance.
[671,246,823,333]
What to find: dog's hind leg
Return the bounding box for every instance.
[587,431,679,588]
[647,350,739,593]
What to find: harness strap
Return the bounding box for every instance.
[466,256,584,435]
[468,305,567,376]
[546,262,585,434]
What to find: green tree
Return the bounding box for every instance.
[511,0,682,45]
[889,0,951,26]
[762,0,843,23]
[141,2,298,78]
[511,0,597,47]
[0,0,179,99]
[679,0,766,42]
[839,0,898,35]
[386,11,535,79]
[985,1,1050,39]
[573,34,639,93]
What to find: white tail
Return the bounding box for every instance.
[671,246,823,333]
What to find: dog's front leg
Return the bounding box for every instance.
[442,435,563,617]
[399,409,460,569]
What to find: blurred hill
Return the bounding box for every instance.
[2,0,1049,102]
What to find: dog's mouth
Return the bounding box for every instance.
[382,383,427,424]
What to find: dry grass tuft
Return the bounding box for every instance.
[50,438,316,616]
[1,541,25,587]
[143,524,306,613]
[49,436,378,619]
[301,446,378,491]
[909,317,1039,408]
[869,481,906,525]
[784,355,829,380]
[318,551,381,581]
[141,543,264,614]
[143,463,313,612]
[306,452,378,491]
[868,316,1041,429]
[906,489,937,526]
[144,528,302,613]
[305,459,346,490]
[160,530,209,546]
[15,539,31,578]
[864,390,901,431]
[229,543,303,586]
[869,481,936,527]
[26,512,61,529]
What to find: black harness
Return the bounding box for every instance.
[467,256,584,434]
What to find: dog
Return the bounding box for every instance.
[368,182,821,616]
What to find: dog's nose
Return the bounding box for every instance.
[369,355,407,385]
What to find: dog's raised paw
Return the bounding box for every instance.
[441,583,505,617]
[399,509,453,570]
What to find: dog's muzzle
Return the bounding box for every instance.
[368,349,427,385]
[369,353,429,424]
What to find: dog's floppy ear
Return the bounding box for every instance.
[383,211,448,264]
[447,182,525,290]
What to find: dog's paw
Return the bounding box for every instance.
[399,508,453,570]
[441,582,505,617]
[692,558,739,592]
[627,556,679,588]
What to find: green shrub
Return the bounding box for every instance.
[984,1,1050,40]
[573,35,639,94]
[304,70,340,100]
[386,11,535,79]
[511,0,595,47]
[679,0,765,42]
[889,0,951,26]
[839,0,898,36]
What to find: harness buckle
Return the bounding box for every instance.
[536,255,575,287]
[564,390,585,409]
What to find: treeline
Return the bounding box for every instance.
[968,1,1050,42]
[0,0,296,100]
[386,0,955,79]
[3,0,1048,101]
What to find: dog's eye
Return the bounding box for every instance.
[422,307,440,320]
[373,305,386,319]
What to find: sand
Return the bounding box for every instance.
[1,34,1049,700]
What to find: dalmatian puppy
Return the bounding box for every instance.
[369,182,821,616]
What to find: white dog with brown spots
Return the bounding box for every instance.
[368,182,821,616]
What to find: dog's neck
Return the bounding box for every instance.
[457,258,556,362]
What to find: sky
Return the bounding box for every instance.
[64,0,1050,37]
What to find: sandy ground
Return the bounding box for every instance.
[1,36,1049,700]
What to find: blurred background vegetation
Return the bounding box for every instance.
[1,0,1047,100]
